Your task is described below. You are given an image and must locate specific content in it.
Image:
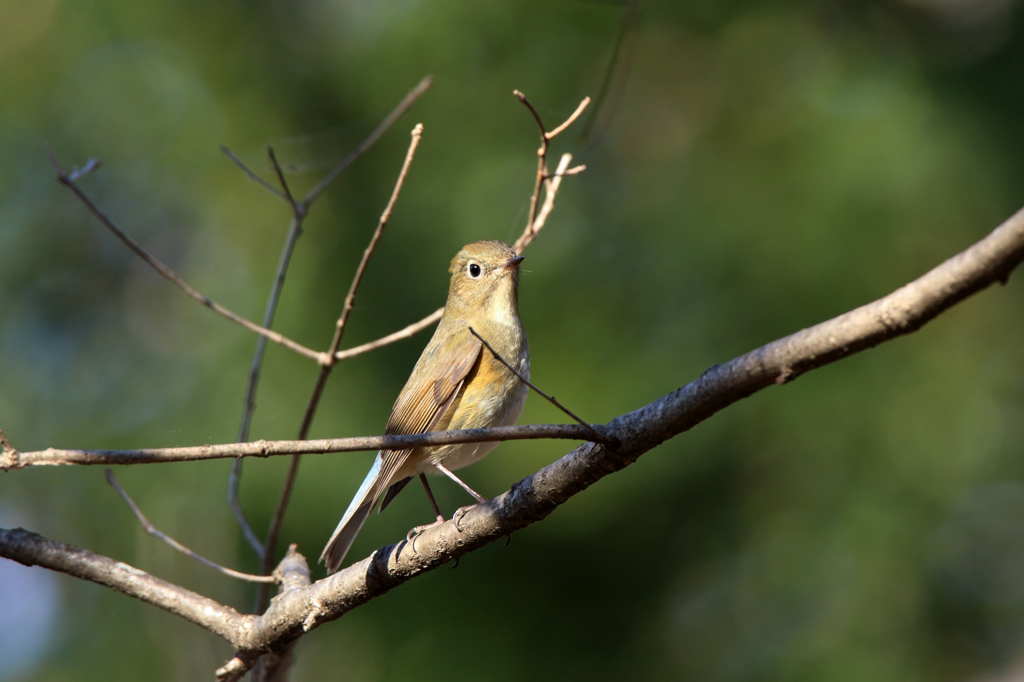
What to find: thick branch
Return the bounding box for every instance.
[231,204,1024,654]
[0,527,255,645]
[3,204,1022,675]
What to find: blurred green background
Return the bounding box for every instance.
[3,0,1024,680]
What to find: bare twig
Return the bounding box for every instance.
[334,307,444,361]
[4,205,1024,680]
[513,153,574,254]
[46,148,326,364]
[267,147,300,213]
[545,164,586,179]
[104,469,276,583]
[320,95,586,368]
[580,0,645,144]
[512,91,590,239]
[545,98,592,139]
[219,146,286,199]
[229,79,434,559]
[257,123,425,608]
[468,327,609,444]
[67,158,101,182]
[304,76,433,206]
[3,424,603,469]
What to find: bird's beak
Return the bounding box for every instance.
[501,255,525,271]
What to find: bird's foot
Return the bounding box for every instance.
[406,515,445,554]
[452,505,477,533]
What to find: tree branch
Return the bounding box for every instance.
[468,326,608,443]
[333,307,444,361]
[257,123,425,607]
[105,469,276,583]
[4,205,1023,679]
[2,424,602,469]
[512,91,590,243]
[230,78,434,560]
[303,77,433,206]
[45,148,327,364]
[0,527,256,645]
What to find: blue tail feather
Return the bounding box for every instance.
[319,454,383,572]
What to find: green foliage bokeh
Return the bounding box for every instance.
[2,1,1024,680]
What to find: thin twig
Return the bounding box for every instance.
[105,469,277,583]
[580,1,645,144]
[0,428,17,471]
[257,123,425,608]
[468,327,609,444]
[513,153,574,254]
[267,147,300,213]
[304,76,433,206]
[46,148,327,364]
[334,307,444,361]
[545,97,591,140]
[229,78,434,561]
[512,92,590,244]
[229,151,304,559]
[544,165,587,179]
[320,95,587,368]
[6,424,604,468]
[219,146,286,199]
[67,158,101,182]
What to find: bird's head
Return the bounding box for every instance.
[445,240,524,321]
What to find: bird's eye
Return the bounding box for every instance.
[467,263,482,278]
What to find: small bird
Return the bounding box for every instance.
[320,240,529,572]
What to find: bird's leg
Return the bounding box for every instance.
[406,474,447,551]
[432,462,488,532]
[432,462,487,503]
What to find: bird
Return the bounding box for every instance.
[320,240,529,572]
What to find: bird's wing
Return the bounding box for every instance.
[372,334,483,503]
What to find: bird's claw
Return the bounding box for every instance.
[405,518,445,554]
[452,505,475,533]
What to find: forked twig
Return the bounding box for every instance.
[46,148,326,364]
[468,327,610,444]
[219,146,285,199]
[512,91,590,243]
[229,78,434,558]
[326,95,591,363]
[513,153,575,254]
[105,469,276,583]
[256,123,425,609]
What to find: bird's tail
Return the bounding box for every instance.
[319,454,383,573]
